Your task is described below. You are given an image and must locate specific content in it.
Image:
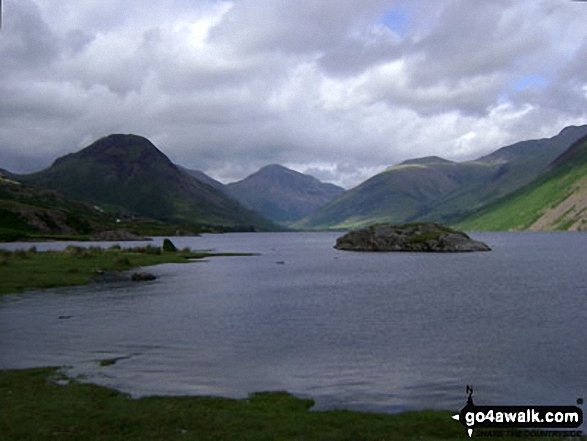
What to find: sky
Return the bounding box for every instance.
[1,0,587,188]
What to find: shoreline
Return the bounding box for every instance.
[0,366,553,440]
[0,242,254,297]
[0,366,468,440]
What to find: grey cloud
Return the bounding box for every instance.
[1,0,587,187]
[208,0,391,54]
[0,0,60,73]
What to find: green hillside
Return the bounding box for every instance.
[19,134,278,231]
[0,173,115,241]
[458,135,587,231]
[295,125,587,230]
[294,159,493,230]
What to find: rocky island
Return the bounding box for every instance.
[335,223,491,252]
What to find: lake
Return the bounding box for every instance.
[0,232,586,414]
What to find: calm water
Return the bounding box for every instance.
[0,232,586,413]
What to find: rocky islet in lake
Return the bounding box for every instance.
[334,222,491,252]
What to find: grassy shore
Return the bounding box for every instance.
[0,242,251,297]
[0,367,474,441]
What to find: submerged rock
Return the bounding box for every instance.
[130,271,157,281]
[335,223,491,253]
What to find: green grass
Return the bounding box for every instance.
[457,162,587,231]
[0,367,479,441]
[0,244,253,297]
[0,367,558,440]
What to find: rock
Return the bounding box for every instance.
[130,271,157,281]
[162,238,178,252]
[335,223,491,253]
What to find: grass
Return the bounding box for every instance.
[0,242,253,297]
[0,367,484,441]
[457,162,587,231]
[0,367,560,440]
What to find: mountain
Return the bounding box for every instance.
[458,134,587,231]
[226,164,345,224]
[294,159,494,229]
[18,134,278,231]
[295,125,587,230]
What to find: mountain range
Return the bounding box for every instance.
[16,134,278,231]
[2,125,587,237]
[294,125,587,230]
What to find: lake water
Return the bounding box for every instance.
[0,232,586,414]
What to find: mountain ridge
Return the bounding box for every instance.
[295,124,587,230]
[17,134,278,231]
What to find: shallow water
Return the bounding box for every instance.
[0,232,585,413]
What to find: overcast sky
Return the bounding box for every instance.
[1,0,587,188]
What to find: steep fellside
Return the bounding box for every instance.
[226,164,344,224]
[296,125,587,230]
[420,124,587,222]
[458,134,587,231]
[294,158,495,230]
[19,134,278,231]
[0,173,116,240]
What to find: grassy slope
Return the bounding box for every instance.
[0,177,205,241]
[0,367,475,441]
[0,177,115,241]
[458,136,587,231]
[295,126,587,230]
[295,162,494,230]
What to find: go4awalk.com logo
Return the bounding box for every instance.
[452,386,583,438]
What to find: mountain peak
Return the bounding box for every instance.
[255,164,304,178]
[54,134,170,167]
[22,134,276,230]
[227,164,344,223]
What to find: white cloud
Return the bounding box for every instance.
[1,0,587,187]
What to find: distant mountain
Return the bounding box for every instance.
[18,134,278,231]
[226,164,345,224]
[295,125,587,230]
[458,134,587,231]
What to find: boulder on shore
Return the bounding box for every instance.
[335,223,491,253]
